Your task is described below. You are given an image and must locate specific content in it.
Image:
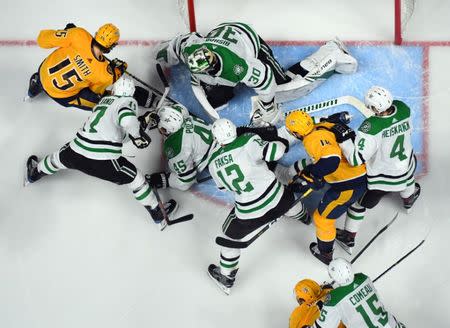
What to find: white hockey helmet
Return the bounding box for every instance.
[328,258,354,287]
[364,86,393,114]
[212,118,237,145]
[158,105,185,135]
[111,75,135,97]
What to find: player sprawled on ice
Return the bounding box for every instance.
[312,258,406,327]
[284,111,366,265]
[155,22,357,123]
[146,104,214,191]
[26,23,158,111]
[330,86,421,255]
[24,76,176,230]
[206,118,310,295]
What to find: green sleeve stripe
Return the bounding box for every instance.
[269,143,277,161]
[136,185,152,201]
[118,111,136,124]
[260,69,273,91]
[178,175,196,183]
[44,156,56,174]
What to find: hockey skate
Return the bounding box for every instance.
[24,155,47,186]
[24,72,42,101]
[402,183,421,213]
[146,199,178,231]
[309,242,333,265]
[207,264,238,295]
[335,228,355,255]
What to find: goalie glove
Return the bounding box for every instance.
[330,122,356,143]
[145,172,169,189]
[129,128,151,149]
[138,111,160,130]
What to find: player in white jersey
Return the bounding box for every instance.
[25,76,176,230]
[156,22,357,122]
[146,104,214,191]
[206,118,310,295]
[329,87,421,253]
[314,258,405,328]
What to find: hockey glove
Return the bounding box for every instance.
[129,128,151,149]
[320,111,351,124]
[295,165,324,191]
[64,23,76,30]
[330,123,356,143]
[109,58,128,80]
[146,172,169,189]
[138,111,160,130]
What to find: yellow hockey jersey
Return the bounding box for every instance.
[302,122,366,187]
[38,27,118,98]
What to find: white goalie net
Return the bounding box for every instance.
[401,0,415,30]
[177,0,193,32]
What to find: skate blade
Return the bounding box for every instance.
[207,271,231,295]
[336,240,353,255]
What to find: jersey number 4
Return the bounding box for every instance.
[48,58,83,91]
[217,164,254,195]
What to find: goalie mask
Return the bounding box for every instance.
[185,46,215,73]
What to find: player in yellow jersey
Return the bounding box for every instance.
[26,23,128,110]
[290,279,347,328]
[285,111,366,265]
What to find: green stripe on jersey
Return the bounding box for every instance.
[269,143,277,161]
[74,138,121,154]
[236,182,282,214]
[118,111,136,124]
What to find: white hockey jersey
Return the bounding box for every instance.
[340,100,416,192]
[156,22,276,103]
[208,133,286,220]
[69,95,140,160]
[315,273,403,328]
[163,115,213,190]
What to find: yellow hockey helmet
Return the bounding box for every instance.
[293,279,322,304]
[285,111,314,138]
[94,23,120,53]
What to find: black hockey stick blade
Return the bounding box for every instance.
[167,214,194,225]
[351,212,399,264]
[156,63,169,87]
[215,188,313,249]
[373,239,425,283]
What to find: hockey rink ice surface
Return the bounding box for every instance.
[1,0,450,327]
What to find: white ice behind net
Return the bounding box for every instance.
[401,0,416,30]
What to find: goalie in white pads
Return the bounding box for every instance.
[156,22,357,123]
[25,76,176,230]
[206,118,309,295]
[331,86,421,254]
[146,104,213,191]
[314,258,406,328]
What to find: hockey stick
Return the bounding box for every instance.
[284,96,373,118]
[155,63,171,108]
[373,239,425,283]
[215,188,313,249]
[350,212,399,264]
[152,187,194,228]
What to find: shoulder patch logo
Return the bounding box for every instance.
[233,64,244,75]
[359,121,371,133]
[166,147,175,159]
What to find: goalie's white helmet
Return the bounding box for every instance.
[365,86,393,114]
[328,258,354,287]
[212,118,237,145]
[111,75,135,97]
[158,105,184,135]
